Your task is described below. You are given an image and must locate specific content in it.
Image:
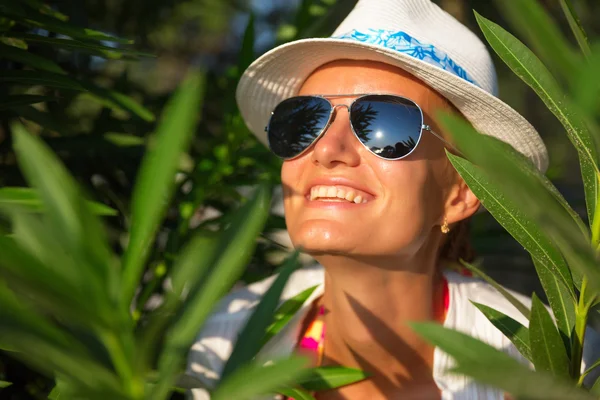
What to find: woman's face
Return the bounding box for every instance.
[281,60,462,258]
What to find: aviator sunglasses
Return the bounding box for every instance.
[265,94,457,160]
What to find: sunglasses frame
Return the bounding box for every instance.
[265,93,459,161]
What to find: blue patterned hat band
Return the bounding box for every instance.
[333,28,479,88]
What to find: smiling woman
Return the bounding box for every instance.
[186,0,596,399]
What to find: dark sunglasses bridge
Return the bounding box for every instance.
[265,94,459,161]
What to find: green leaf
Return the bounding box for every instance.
[0,43,65,73]
[1,5,132,43]
[5,32,153,59]
[491,0,581,82]
[261,285,319,348]
[121,71,204,306]
[448,154,576,298]
[471,302,532,362]
[276,387,315,400]
[0,187,117,216]
[532,258,576,354]
[475,11,599,225]
[0,94,55,110]
[459,260,530,319]
[21,0,68,20]
[591,374,600,395]
[440,114,600,298]
[558,0,591,59]
[221,251,301,380]
[11,123,116,325]
[1,71,154,121]
[212,357,310,400]
[0,381,11,389]
[298,366,369,391]
[411,322,595,400]
[151,184,272,400]
[529,294,570,378]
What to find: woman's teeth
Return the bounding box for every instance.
[309,185,368,203]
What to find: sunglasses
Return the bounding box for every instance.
[265,94,457,160]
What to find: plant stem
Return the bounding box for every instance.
[571,276,589,383]
[100,330,143,399]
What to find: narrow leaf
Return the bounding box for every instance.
[298,366,369,391]
[0,43,65,73]
[276,387,315,400]
[151,184,272,400]
[0,187,116,216]
[121,71,204,306]
[0,381,11,389]
[475,11,599,224]
[222,251,302,380]
[441,114,600,298]
[261,284,319,348]
[459,260,530,319]
[448,153,576,298]
[558,0,591,58]
[12,123,115,319]
[491,0,581,81]
[472,302,532,362]
[0,94,55,110]
[529,294,570,378]
[6,32,153,59]
[1,6,132,43]
[532,258,576,353]
[212,357,310,400]
[411,322,595,400]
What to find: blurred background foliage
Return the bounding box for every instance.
[1,0,599,398]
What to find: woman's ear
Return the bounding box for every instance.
[443,178,480,225]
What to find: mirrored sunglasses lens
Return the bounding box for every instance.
[350,95,423,159]
[267,96,332,159]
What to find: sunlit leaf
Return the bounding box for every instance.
[492,0,580,82]
[529,294,570,378]
[411,322,595,400]
[558,0,591,58]
[0,187,116,216]
[532,258,575,354]
[0,381,12,389]
[150,184,271,400]
[261,284,319,348]
[471,302,532,362]
[276,387,315,400]
[298,366,369,391]
[212,357,310,400]
[441,114,600,298]
[448,153,576,298]
[121,70,204,306]
[222,251,301,379]
[475,11,599,225]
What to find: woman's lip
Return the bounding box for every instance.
[304,177,375,199]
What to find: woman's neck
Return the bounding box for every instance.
[313,252,446,399]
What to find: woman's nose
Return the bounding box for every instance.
[310,106,361,168]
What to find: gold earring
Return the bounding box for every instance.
[441,218,450,234]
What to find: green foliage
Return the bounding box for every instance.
[412,0,600,397]
[0,1,367,398]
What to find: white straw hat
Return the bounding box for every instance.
[236,0,549,172]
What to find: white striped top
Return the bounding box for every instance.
[186,264,599,399]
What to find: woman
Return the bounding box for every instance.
[187,0,595,399]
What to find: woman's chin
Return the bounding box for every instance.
[289,223,359,255]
